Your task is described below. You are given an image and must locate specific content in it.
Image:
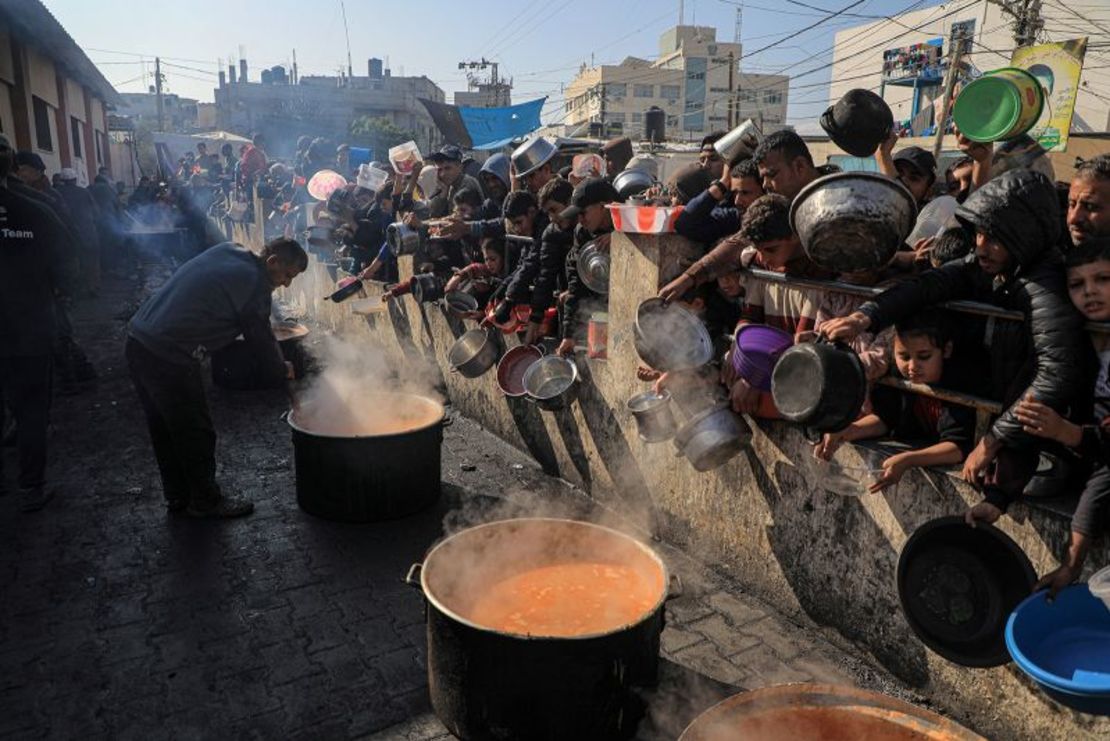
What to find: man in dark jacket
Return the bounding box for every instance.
[824,170,1089,524]
[0,133,68,512]
[56,168,102,294]
[126,238,306,518]
[476,153,510,219]
[89,168,123,269]
[1068,154,1110,249]
[488,191,550,328]
[674,158,765,247]
[521,179,577,345]
[555,177,619,357]
[601,136,633,179]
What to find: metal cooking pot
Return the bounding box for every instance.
[790,172,917,273]
[522,355,579,411]
[326,277,364,303]
[411,273,445,304]
[406,518,674,741]
[497,345,544,398]
[627,390,677,443]
[634,298,714,372]
[443,290,480,317]
[672,403,751,472]
[771,337,866,434]
[448,328,502,378]
[713,119,763,164]
[612,168,654,200]
[511,136,558,177]
[386,222,423,256]
[576,241,610,295]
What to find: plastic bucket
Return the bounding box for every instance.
[588,312,608,359]
[953,67,1044,143]
[732,324,794,391]
[388,140,422,175]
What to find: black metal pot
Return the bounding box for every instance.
[407,518,674,741]
[286,393,446,522]
[771,337,866,433]
[411,273,445,304]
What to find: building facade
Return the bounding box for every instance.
[0,0,120,184]
[736,72,789,129]
[829,0,1110,136]
[564,25,784,141]
[118,91,199,133]
[214,57,444,156]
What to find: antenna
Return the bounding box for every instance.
[734,3,743,44]
[340,0,354,80]
[678,0,684,25]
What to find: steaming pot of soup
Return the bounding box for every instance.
[286,392,445,522]
[408,517,673,741]
[679,684,985,741]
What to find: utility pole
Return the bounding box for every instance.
[154,56,164,133]
[598,83,606,138]
[340,0,354,81]
[932,30,966,159]
[987,0,1044,47]
[727,51,735,129]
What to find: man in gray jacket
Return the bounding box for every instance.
[126,238,306,518]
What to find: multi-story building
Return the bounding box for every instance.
[564,25,784,141]
[828,1,1110,136]
[736,73,789,129]
[0,0,120,183]
[118,91,199,133]
[214,56,444,156]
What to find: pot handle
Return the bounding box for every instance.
[441,415,455,429]
[666,574,684,602]
[803,426,823,444]
[404,562,424,591]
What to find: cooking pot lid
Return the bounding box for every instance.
[634,299,714,372]
[897,516,1036,667]
[577,242,610,294]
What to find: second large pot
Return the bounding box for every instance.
[409,518,670,741]
[771,338,866,433]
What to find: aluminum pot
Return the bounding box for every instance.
[771,337,866,434]
[387,222,423,256]
[576,241,610,295]
[790,172,918,273]
[634,298,714,372]
[406,518,674,741]
[511,136,558,177]
[448,328,502,378]
[286,393,446,522]
[713,119,763,163]
[443,290,480,317]
[523,355,579,411]
[627,390,677,443]
[411,273,445,304]
[612,168,655,200]
[673,404,751,472]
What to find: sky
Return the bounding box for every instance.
[43,0,954,125]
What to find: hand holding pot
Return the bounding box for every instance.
[961,436,999,485]
[659,273,695,304]
[1035,563,1081,601]
[436,215,468,241]
[821,312,871,343]
[555,338,576,357]
[729,377,761,415]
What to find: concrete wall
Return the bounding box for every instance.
[266,221,1110,740]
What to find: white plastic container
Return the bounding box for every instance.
[388,140,422,176]
[1090,565,1110,612]
[357,164,388,192]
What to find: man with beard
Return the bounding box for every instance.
[1068,154,1110,249]
[425,145,482,219]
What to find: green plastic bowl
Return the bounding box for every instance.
[953,67,1044,143]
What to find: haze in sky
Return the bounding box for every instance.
[43,0,949,125]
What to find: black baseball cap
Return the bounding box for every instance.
[893,146,937,179]
[15,151,45,171]
[559,177,619,221]
[427,145,463,163]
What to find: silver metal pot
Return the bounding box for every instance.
[634,298,714,372]
[612,168,655,199]
[627,390,677,443]
[522,355,579,411]
[714,119,763,163]
[576,241,610,294]
[511,136,558,177]
[448,328,501,378]
[443,290,479,317]
[790,172,918,273]
[387,222,423,256]
[673,404,751,472]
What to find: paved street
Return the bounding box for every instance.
[0,261,919,740]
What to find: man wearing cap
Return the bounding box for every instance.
[876,136,936,209]
[0,133,70,511]
[425,145,482,219]
[555,177,619,357]
[487,191,550,329]
[56,168,103,295]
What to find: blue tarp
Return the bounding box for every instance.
[420,97,546,151]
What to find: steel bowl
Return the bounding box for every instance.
[522,355,579,411]
[789,172,918,273]
[672,403,751,472]
[511,136,558,177]
[448,328,501,378]
[612,168,655,200]
[576,241,610,295]
[633,298,714,372]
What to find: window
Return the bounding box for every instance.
[764,92,783,105]
[632,112,642,123]
[605,83,626,98]
[96,131,104,165]
[71,117,82,159]
[606,112,625,123]
[660,84,680,100]
[740,90,758,103]
[633,84,654,98]
[32,96,52,152]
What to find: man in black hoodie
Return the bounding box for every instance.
[824,170,1089,523]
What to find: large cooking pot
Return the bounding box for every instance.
[627,390,677,443]
[612,168,655,200]
[771,338,866,433]
[286,392,446,522]
[522,355,579,411]
[511,136,558,177]
[448,328,502,378]
[407,517,673,741]
[634,298,714,372]
[790,172,917,273]
[679,684,985,740]
[672,403,751,472]
[386,222,422,256]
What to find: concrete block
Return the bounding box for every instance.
[687,613,762,656]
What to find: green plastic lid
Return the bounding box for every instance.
[953,76,1023,143]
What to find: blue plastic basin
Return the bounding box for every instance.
[1006,584,1110,715]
